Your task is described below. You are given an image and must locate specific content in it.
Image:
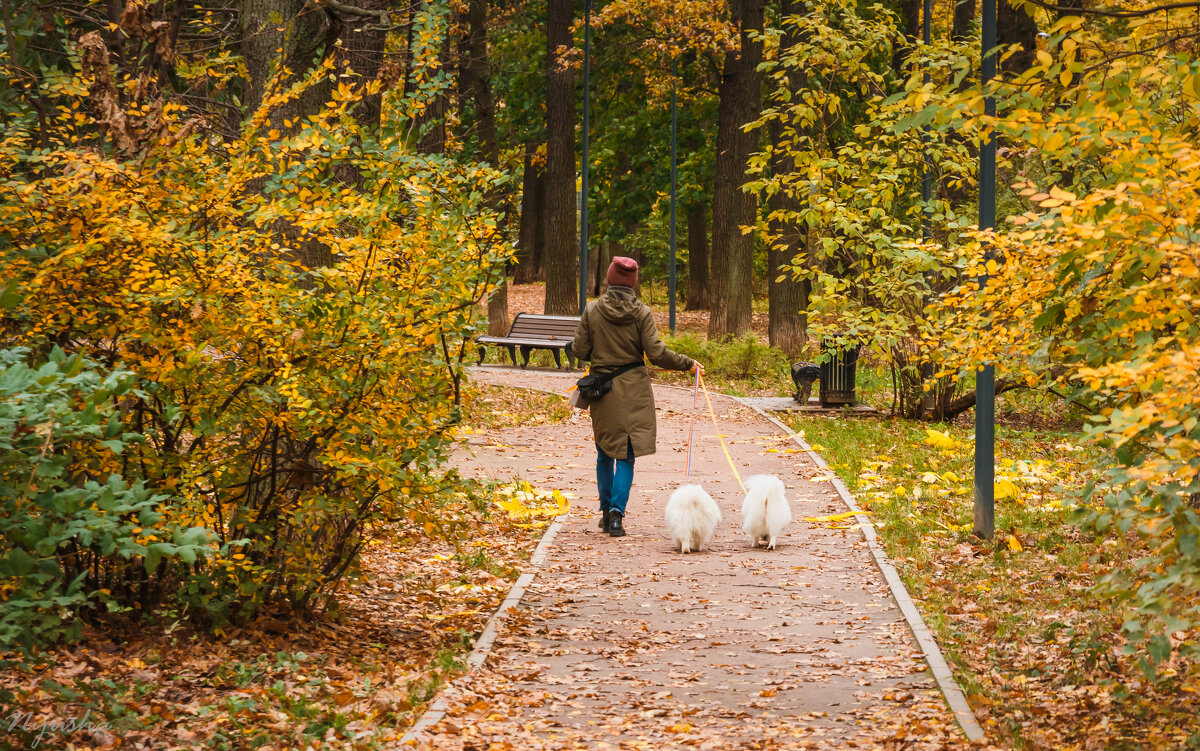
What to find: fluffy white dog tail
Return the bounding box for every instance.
[741,474,791,550]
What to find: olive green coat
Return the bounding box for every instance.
[573,287,694,459]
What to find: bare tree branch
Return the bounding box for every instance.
[315,0,389,27]
[1021,0,1200,19]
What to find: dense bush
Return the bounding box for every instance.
[0,52,509,636]
[0,347,212,653]
[924,21,1200,672]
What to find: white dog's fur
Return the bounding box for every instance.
[664,484,722,553]
[741,474,791,550]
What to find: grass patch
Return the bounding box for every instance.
[788,414,1200,748]
[657,332,793,396]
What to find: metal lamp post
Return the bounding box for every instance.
[669,56,678,333]
[921,0,932,236]
[974,0,997,539]
[578,0,592,314]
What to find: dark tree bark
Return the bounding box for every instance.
[238,0,387,273]
[765,0,809,357]
[893,0,923,72]
[514,142,543,283]
[1054,0,1082,16]
[543,0,577,315]
[708,0,764,339]
[416,20,454,155]
[335,0,388,129]
[590,238,611,297]
[998,0,1039,73]
[952,0,976,42]
[459,0,508,335]
[239,0,332,121]
[533,160,548,279]
[239,0,385,129]
[685,203,710,310]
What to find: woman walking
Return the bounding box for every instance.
[572,256,703,537]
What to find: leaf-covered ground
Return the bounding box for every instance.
[789,415,1200,749]
[411,368,975,750]
[0,384,568,750]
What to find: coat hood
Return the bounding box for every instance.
[596,286,643,324]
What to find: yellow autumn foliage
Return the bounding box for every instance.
[0,55,511,621]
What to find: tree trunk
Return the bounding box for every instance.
[766,0,809,357]
[460,0,508,336]
[685,203,710,310]
[514,142,542,284]
[543,0,577,315]
[708,0,764,340]
[998,0,1038,73]
[766,196,810,357]
[892,0,923,73]
[533,160,547,280]
[334,0,387,130]
[952,0,975,42]
[239,0,331,122]
[416,18,453,155]
[239,0,384,273]
[591,239,611,297]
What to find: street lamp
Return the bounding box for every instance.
[974,0,997,539]
[578,0,592,314]
[669,55,678,333]
[921,0,932,235]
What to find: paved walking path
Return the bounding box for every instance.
[408,368,973,749]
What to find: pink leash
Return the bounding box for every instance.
[685,368,699,479]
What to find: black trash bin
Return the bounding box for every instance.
[819,342,859,407]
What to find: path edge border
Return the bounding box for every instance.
[399,515,567,745]
[737,400,987,744]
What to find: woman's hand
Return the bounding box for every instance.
[690,361,705,376]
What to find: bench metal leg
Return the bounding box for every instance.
[478,346,487,365]
[519,346,532,368]
[552,349,562,369]
[505,346,517,365]
[565,344,575,369]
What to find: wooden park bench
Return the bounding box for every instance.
[476,312,580,369]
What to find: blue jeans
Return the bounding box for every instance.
[596,440,635,517]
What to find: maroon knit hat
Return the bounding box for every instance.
[606,256,638,288]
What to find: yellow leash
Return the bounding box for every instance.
[698,373,746,493]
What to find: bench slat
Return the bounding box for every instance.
[477,337,570,348]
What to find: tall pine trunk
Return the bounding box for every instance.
[543,0,577,315]
[708,0,764,339]
[685,203,710,310]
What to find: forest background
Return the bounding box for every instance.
[1,0,1199,747]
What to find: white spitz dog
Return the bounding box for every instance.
[741,475,791,550]
[664,484,722,553]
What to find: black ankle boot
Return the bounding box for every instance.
[598,509,611,531]
[609,511,626,537]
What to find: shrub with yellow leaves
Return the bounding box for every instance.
[924,15,1200,675]
[0,48,511,629]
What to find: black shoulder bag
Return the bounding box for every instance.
[574,361,645,403]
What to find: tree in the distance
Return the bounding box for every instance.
[708,0,764,340]
[542,0,578,315]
